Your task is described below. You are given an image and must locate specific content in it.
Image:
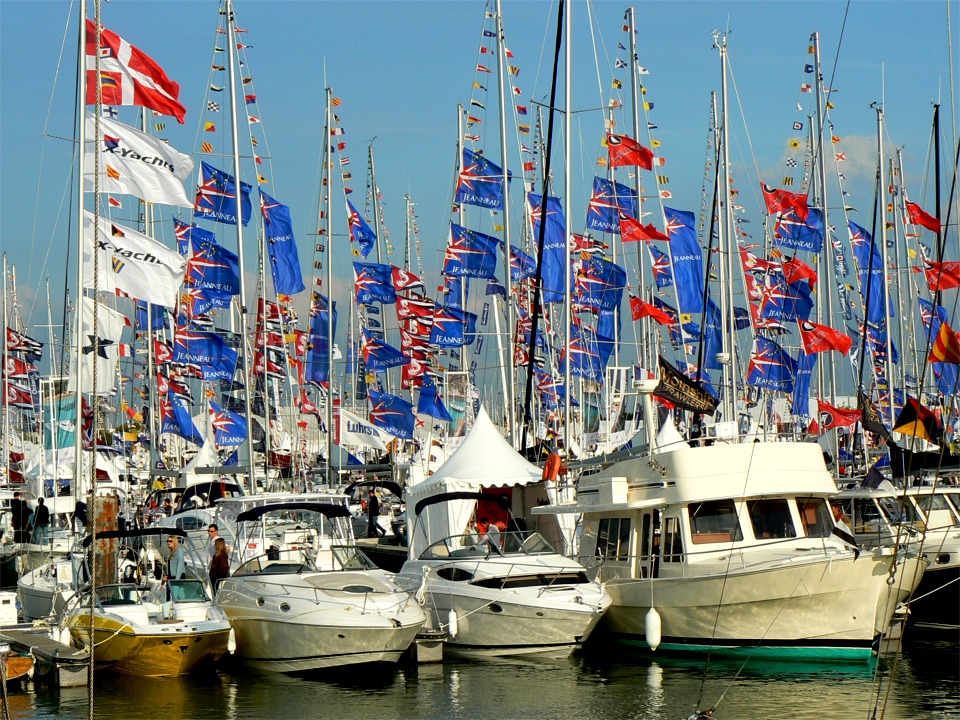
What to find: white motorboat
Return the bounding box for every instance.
[533,382,926,662]
[215,500,425,672]
[397,491,611,657]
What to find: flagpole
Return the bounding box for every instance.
[876,106,895,426]
[495,0,516,448]
[225,0,257,494]
[626,6,649,372]
[324,86,334,487]
[73,1,88,509]
[562,0,572,459]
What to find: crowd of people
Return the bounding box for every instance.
[10,491,52,544]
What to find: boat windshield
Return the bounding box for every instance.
[419,530,555,560]
[331,544,378,570]
[168,579,210,603]
[90,583,142,606]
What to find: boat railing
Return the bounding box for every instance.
[420,531,557,561]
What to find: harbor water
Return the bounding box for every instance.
[11,632,958,720]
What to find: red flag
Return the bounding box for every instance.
[391,266,425,293]
[607,133,654,170]
[619,211,669,242]
[760,182,809,221]
[919,260,960,292]
[905,201,940,233]
[85,20,186,123]
[739,248,779,275]
[630,295,673,325]
[782,257,818,289]
[817,400,861,429]
[797,320,853,355]
[928,321,960,364]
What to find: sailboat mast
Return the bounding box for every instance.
[2,255,9,485]
[225,0,257,494]
[562,0,572,456]
[494,0,516,446]
[811,32,838,408]
[876,106,895,423]
[322,87,334,488]
[626,7,649,371]
[73,1,88,501]
[716,34,737,425]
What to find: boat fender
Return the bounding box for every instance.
[645,607,662,651]
[59,625,72,647]
[227,627,237,654]
[447,609,458,639]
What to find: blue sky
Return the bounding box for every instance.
[1,0,956,339]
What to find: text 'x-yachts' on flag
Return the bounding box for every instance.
[83,113,194,207]
[82,211,186,308]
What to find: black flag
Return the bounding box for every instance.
[653,356,718,415]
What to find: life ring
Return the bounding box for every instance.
[542,452,562,482]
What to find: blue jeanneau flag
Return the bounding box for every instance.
[194,161,252,226]
[261,190,305,295]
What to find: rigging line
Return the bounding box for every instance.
[810,1,851,185]
[584,0,605,110]
[946,0,957,150]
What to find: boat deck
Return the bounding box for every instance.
[0,626,89,687]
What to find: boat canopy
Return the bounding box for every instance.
[414,491,511,517]
[235,501,352,524]
[82,526,188,547]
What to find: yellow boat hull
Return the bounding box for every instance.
[66,615,230,678]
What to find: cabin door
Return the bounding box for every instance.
[635,511,658,579]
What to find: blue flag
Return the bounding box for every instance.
[510,245,536,282]
[758,275,814,323]
[430,305,478,347]
[443,275,467,310]
[180,285,232,318]
[917,298,958,395]
[417,377,453,422]
[528,193,568,304]
[187,239,240,296]
[306,295,337,385]
[443,223,501,279]
[368,390,416,439]
[455,148,509,210]
[346,199,377,258]
[775,207,824,253]
[791,352,817,417]
[161,394,203,444]
[209,400,247,446]
[586,176,638,233]
[848,221,892,326]
[664,207,704,314]
[649,244,673,288]
[576,257,626,312]
[173,218,216,255]
[194,161,252,226]
[135,301,166,333]
[261,190,305,295]
[562,325,614,383]
[202,342,238,381]
[747,336,797,393]
[173,327,224,365]
[353,262,397,305]
[362,332,410,371]
[701,297,723,370]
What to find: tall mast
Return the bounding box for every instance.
[73,0,88,501]
[715,33,737,426]
[225,0,256,493]
[322,87,334,487]
[2,255,9,486]
[494,0,516,445]
[562,0,572,456]
[876,105,894,424]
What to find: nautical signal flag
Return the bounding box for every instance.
[905,201,940,233]
[760,182,809,221]
[928,321,960,364]
[917,260,960,292]
[84,19,186,123]
[816,399,861,430]
[797,319,853,356]
[892,397,941,444]
[606,133,654,170]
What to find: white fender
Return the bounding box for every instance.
[59,625,73,647]
[447,609,458,639]
[227,627,237,654]
[645,607,662,651]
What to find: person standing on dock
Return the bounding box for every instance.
[366,490,386,538]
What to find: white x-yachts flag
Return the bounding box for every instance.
[83,210,185,308]
[339,407,392,450]
[67,296,126,395]
[84,113,194,207]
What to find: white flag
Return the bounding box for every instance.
[68,296,126,395]
[83,211,186,308]
[339,407,392,450]
[84,113,194,207]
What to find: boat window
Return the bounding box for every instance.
[796,497,832,537]
[747,499,796,540]
[169,579,209,603]
[661,517,683,563]
[877,497,918,525]
[596,518,631,562]
[688,500,743,544]
[331,545,377,570]
[945,493,960,517]
[175,515,205,531]
[913,494,959,526]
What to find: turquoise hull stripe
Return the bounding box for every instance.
[614,638,874,662]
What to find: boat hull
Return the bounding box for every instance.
[65,615,230,677]
[906,564,960,628]
[423,586,608,657]
[599,552,925,661]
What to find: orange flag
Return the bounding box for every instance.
[929,321,960,364]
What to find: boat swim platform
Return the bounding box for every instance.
[0,626,89,687]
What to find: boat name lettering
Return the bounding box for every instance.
[95,240,167,265]
[104,146,176,174]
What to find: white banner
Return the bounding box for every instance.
[67,296,126,395]
[83,210,186,308]
[84,114,194,207]
[339,407,392,451]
